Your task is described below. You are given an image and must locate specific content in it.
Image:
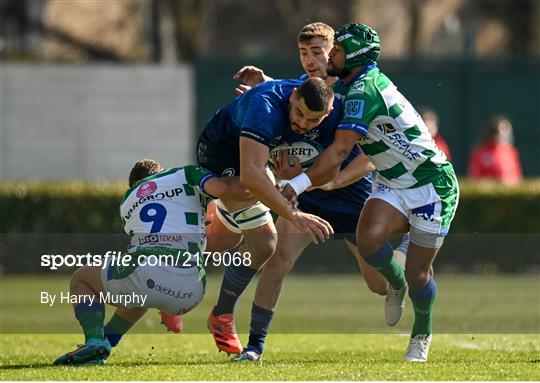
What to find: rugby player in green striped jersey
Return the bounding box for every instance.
[284,23,459,362]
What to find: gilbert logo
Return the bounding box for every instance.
[136,181,157,198]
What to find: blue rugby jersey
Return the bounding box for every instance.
[199,79,339,152]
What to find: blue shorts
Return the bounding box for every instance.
[196,134,239,177]
[297,197,360,243]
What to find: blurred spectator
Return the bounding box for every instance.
[468,115,522,185]
[419,106,452,160]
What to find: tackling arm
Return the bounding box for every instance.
[203,176,253,201]
[239,137,295,220]
[311,149,374,191]
[305,130,361,186]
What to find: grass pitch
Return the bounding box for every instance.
[1,273,539,380]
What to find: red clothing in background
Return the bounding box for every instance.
[433,134,452,161]
[468,142,522,184]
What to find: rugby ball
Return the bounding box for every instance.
[269,139,324,170]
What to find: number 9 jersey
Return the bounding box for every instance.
[119,165,216,255]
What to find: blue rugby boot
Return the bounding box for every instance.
[53,338,111,366]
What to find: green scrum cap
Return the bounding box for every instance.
[335,23,381,70]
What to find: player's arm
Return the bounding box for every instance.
[311,149,374,191]
[305,130,361,185]
[239,137,294,219]
[285,86,377,199]
[239,137,333,243]
[233,66,273,87]
[184,165,252,201]
[203,176,253,201]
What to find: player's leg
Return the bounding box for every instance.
[345,239,388,295]
[403,169,459,362]
[403,240,439,362]
[205,199,243,252]
[160,199,243,334]
[356,197,409,326]
[357,198,409,287]
[233,216,312,362]
[208,196,277,354]
[53,266,112,366]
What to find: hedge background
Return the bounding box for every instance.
[1,179,539,273]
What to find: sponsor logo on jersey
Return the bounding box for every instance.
[146,279,194,300]
[138,233,183,246]
[136,181,158,198]
[348,82,365,96]
[412,203,436,222]
[344,99,365,119]
[387,133,422,162]
[357,132,369,143]
[376,123,396,134]
[124,187,184,220]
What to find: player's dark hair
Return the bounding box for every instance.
[129,159,163,187]
[296,77,334,112]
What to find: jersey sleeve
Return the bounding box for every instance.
[184,165,218,198]
[239,94,281,146]
[337,79,382,136]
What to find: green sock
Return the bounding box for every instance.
[409,278,437,337]
[74,302,105,342]
[363,242,406,290]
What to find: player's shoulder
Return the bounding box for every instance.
[346,66,385,100]
[121,167,185,204]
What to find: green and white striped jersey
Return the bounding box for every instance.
[334,65,450,189]
[120,165,215,254]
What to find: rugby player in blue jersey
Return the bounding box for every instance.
[197,77,336,354]
[222,22,408,362]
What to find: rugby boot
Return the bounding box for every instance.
[385,283,407,326]
[404,334,432,362]
[160,311,184,333]
[207,305,243,354]
[53,338,111,366]
[231,348,262,363]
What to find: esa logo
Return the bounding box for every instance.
[345,99,365,119]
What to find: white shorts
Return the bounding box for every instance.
[368,181,455,236]
[101,259,205,315]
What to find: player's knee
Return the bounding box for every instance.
[357,231,387,257]
[245,230,278,267]
[405,267,430,292]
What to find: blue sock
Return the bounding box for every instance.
[246,303,274,354]
[103,327,123,347]
[103,313,133,347]
[409,277,437,337]
[214,265,258,316]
